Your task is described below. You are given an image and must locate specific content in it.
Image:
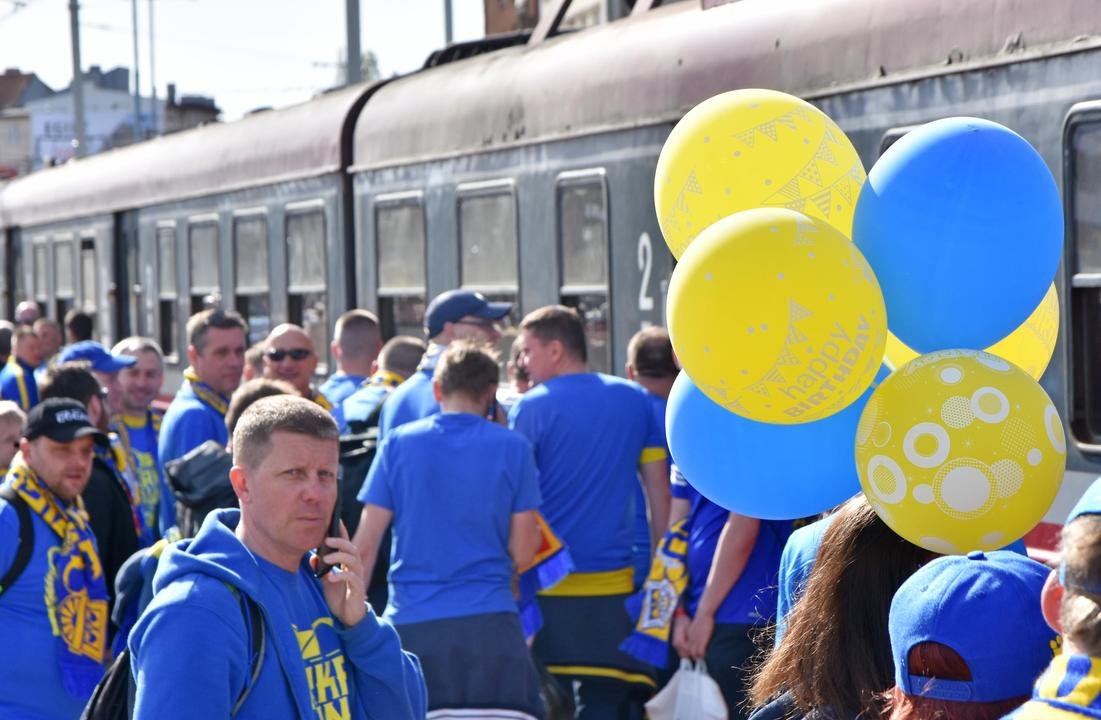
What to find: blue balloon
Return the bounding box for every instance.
[853,117,1062,353]
[666,368,885,520]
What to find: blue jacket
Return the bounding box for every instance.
[157,382,228,530]
[128,509,427,720]
[0,357,38,411]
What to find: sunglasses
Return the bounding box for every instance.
[266,348,312,362]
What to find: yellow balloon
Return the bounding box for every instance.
[856,349,1066,555]
[668,207,887,424]
[655,88,866,260]
[884,284,1059,380]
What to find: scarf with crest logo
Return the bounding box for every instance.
[7,462,109,697]
[183,367,229,416]
[516,513,574,639]
[619,518,690,667]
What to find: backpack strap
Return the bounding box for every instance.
[226,585,266,717]
[0,484,33,597]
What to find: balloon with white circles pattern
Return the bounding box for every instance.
[855,348,1065,554]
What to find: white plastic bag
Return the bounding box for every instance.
[645,658,728,720]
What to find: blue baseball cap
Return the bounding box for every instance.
[1060,476,1101,594]
[59,341,138,373]
[423,290,511,338]
[890,550,1054,702]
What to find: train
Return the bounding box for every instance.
[1,0,1101,546]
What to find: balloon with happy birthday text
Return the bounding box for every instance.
[654,88,866,260]
[853,117,1062,353]
[667,207,887,424]
[856,349,1065,555]
[884,283,1059,381]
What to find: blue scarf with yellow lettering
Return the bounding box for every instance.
[620,519,690,667]
[8,462,109,698]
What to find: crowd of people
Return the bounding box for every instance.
[0,291,1096,720]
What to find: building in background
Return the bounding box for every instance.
[484,0,611,35]
[162,83,220,135]
[0,68,54,178]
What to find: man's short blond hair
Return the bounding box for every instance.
[232,395,338,471]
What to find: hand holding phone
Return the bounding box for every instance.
[314,507,342,578]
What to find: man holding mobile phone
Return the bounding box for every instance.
[129,395,426,719]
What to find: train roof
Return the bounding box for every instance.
[0,82,373,228]
[351,0,1101,170]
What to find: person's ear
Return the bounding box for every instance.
[186,344,199,369]
[432,379,444,403]
[1041,568,1065,634]
[229,465,249,503]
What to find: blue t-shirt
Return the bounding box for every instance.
[319,372,367,409]
[672,471,792,625]
[509,372,666,573]
[377,371,438,439]
[774,515,835,646]
[342,384,391,426]
[254,555,356,718]
[0,492,105,719]
[116,412,166,538]
[0,358,38,411]
[360,412,541,626]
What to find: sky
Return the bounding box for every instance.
[0,0,486,121]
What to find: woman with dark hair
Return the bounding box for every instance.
[883,550,1053,720]
[748,495,934,720]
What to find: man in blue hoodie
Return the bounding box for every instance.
[129,394,426,719]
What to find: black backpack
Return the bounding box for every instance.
[164,441,235,538]
[0,485,33,597]
[81,581,265,720]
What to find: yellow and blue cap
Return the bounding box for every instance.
[890,550,1054,702]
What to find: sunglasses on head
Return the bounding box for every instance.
[266,348,312,362]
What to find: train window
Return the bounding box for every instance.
[156,225,178,358]
[458,184,519,364]
[375,194,426,339]
[286,209,327,369]
[557,173,611,374]
[188,222,220,314]
[53,238,75,321]
[233,215,271,345]
[1068,117,1101,445]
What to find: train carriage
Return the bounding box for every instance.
[2,0,1101,545]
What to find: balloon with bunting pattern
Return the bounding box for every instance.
[667,207,887,424]
[655,88,866,260]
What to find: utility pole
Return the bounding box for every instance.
[443,0,452,45]
[131,0,142,140]
[148,0,157,134]
[345,0,362,85]
[68,0,87,158]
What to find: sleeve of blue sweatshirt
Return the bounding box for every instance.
[337,610,427,720]
[130,586,253,719]
[158,405,224,467]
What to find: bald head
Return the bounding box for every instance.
[262,324,318,396]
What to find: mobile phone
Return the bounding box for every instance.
[314,505,342,578]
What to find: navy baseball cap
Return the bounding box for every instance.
[423,290,511,338]
[24,398,107,444]
[59,341,138,373]
[890,550,1054,702]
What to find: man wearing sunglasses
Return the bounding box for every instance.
[261,324,336,414]
[378,289,510,439]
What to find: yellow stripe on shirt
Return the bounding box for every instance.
[639,447,667,465]
[539,567,634,597]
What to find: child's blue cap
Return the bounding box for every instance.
[1060,477,1101,594]
[890,550,1054,702]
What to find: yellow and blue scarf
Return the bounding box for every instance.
[620,519,690,667]
[98,436,155,547]
[1011,654,1101,720]
[310,389,333,412]
[517,513,574,640]
[183,367,229,416]
[8,462,109,698]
